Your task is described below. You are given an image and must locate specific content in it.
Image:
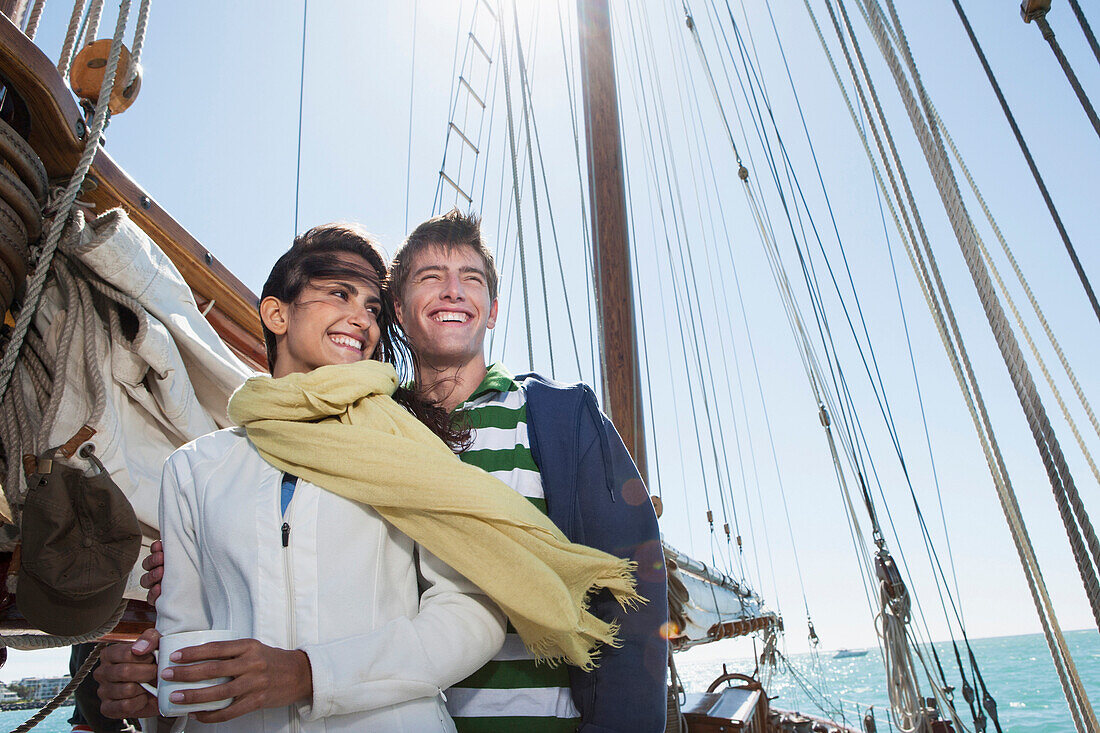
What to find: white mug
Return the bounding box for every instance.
[139,629,236,717]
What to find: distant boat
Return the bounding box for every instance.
[834,649,869,659]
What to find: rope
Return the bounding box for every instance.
[937,130,1100,490]
[56,0,86,78]
[510,6,554,378]
[634,1,747,578]
[0,595,125,650]
[556,2,599,383]
[6,642,104,733]
[8,0,27,28]
[80,0,104,49]
[626,1,747,579]
[616,10,723,566]
[1033,15,1100,141]
[851,0,1100,726]
[403,0,418,232]
[873,0,1100,629]
[1067,0,1100,68]
[670,3,782,594]
[22,0,46,39]
[807,0,1087,728]
[126,0,151,87]
[948,0,1100,330]
[494,0,533,370]
[937,120,1100,491]
[524,91,585,378]
[292,0,307,235]
[0,0,130,482]
[875,566,927,732]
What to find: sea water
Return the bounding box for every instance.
[0,630,1095,732]
[677,628,1098,732]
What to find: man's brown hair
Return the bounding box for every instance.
[390,208,499,302]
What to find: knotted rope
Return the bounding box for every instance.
[0,0,130,420]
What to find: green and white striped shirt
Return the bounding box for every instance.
[447,363,580,733]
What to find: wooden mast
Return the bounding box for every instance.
[576,0,648,484]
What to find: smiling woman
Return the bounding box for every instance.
[257,223,387,374]
[260,256,382,377]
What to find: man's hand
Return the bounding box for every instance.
[140,539,164,605]
[94,629,160,720]
[160,638,313,724]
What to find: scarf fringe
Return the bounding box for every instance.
[526,561,645,671]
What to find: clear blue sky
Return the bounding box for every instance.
[9,0,1099,681]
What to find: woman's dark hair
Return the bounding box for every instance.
[261,223,470,451]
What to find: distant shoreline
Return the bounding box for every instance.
[0,700,72,711]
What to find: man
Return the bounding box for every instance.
[388,209,667,732]
[96,210,667,731]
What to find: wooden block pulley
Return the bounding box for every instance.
[70,39,143,115]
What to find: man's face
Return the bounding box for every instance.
[395,244,498,367]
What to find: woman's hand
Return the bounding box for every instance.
[159,638,313,723]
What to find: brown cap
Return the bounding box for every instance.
[17,459,141,636]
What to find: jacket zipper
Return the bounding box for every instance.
[282,493,301,733]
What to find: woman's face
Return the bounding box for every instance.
[266,254,384,377]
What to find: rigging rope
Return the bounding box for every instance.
[1066,0,1100,68]
[869,0,1100,631]
[642,1,751,578]
[556,2,599,384]
[823,2,1061,728]
[79,0,103,50]
[494,0,533,370]
[292,0,307,235]
[875,552,928,732]
[616,6,730,572]
[22,0,45,39]
[668,0,786,601]
[7,642,103,733]
[0,0,130,437]
[949,0,1100,330]
[695,6,957,693]
[523,98,585,378]
[56,0,86,78]
[404,0,417,232]
[1029,13,1100,142]
[821,0,1097,726]
[125,0,150,87]
[509,6,554,378]
[915,89,1100,492]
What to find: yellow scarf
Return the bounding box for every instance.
[228,360,643,669]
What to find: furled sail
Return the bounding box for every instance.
[664,543,780,650]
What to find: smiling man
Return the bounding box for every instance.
[390,209,668,733]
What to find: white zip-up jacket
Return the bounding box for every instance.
[157,427,507,732]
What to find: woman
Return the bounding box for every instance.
[153,224,505,731]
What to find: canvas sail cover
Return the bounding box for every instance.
[7,208,254,597]
[665,543,779,649]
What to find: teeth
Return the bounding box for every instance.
[331,335,363,350]
[435,312,469,323]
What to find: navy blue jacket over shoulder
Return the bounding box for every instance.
[519,373,668,733]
